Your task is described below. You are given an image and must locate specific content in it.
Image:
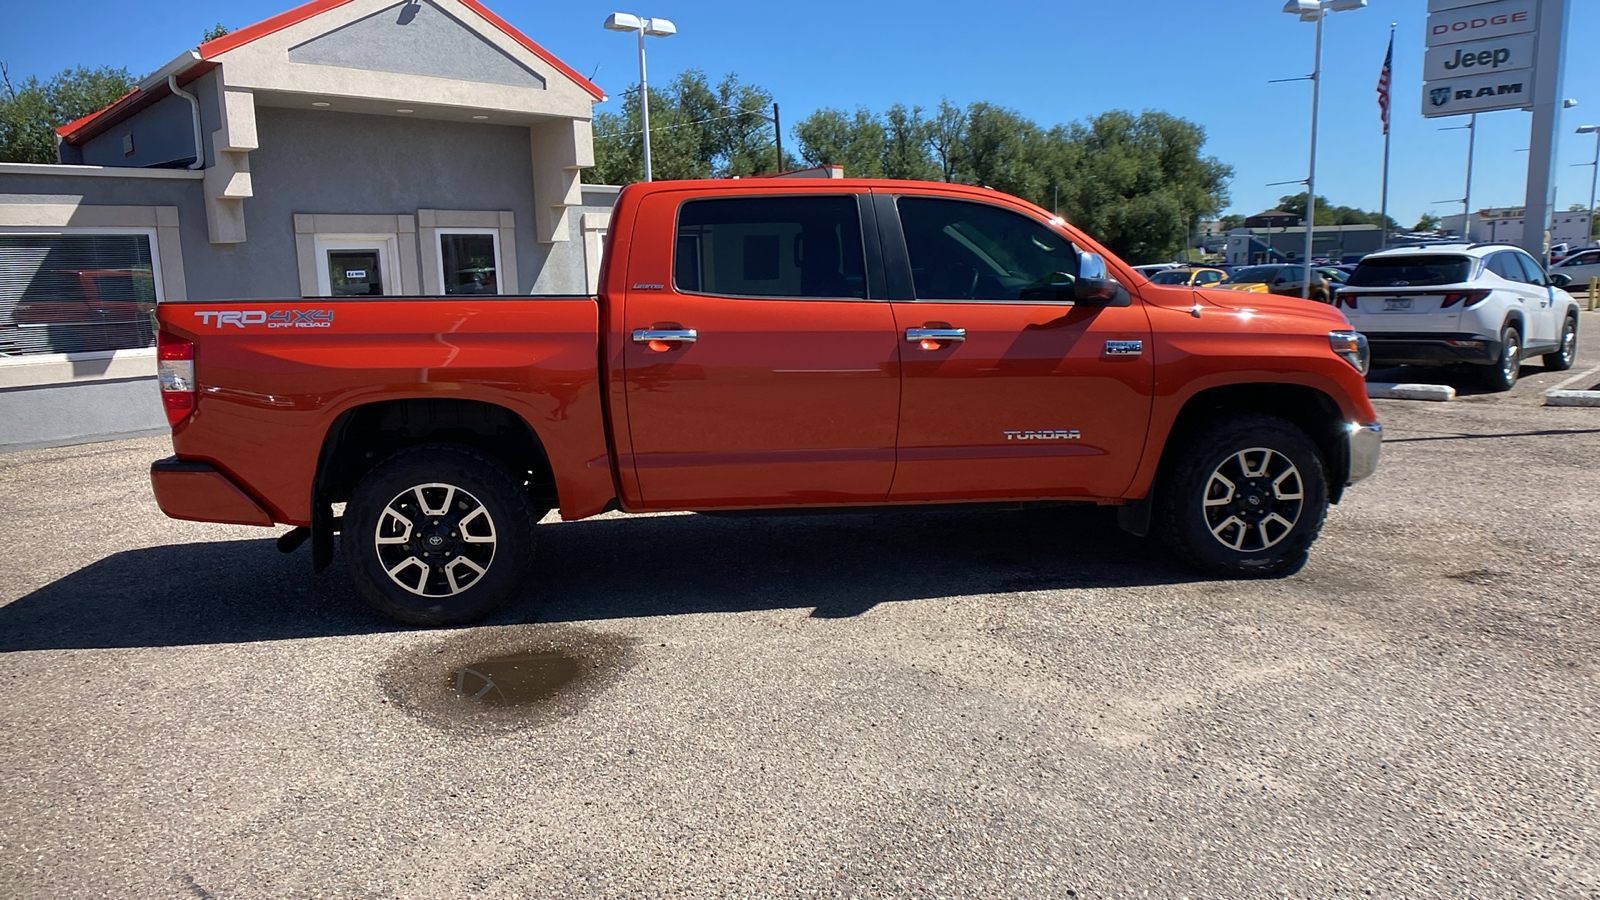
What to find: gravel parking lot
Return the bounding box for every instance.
[3,312,1599,898]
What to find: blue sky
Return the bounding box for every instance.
[4,0,1596,226]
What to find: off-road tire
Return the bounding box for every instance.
[1543,314,1578,371]
[1155,414,1329,579]
[1481,324,1522,392]
[343,443,540,626]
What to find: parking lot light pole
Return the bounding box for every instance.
[604,12,677,182]
[1282,0,1367,297]
[1579,126,1600,239]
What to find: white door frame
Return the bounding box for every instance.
[312,233,400,296]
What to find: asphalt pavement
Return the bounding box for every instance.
[2,313,1599,898]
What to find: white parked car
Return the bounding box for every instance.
[1551,247,1600,292]
[1332,243,1581,390]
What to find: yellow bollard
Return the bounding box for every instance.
[1590,276,1599,311]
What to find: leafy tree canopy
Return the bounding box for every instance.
[1413,212,1442,232]
[1276,192,1400,233]
[590,69,785,183]
[0,63,136,163]
[202,24,230,42]
[797,102,1232,263]
[594,81,1236,262]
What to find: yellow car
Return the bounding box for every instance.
[1216,264,1331,302]
[1147,267,1228,287]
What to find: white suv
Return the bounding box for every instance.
[1333,243,1581,390]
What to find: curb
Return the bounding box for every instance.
[1544,390,1600,408]
[1366,382,1456,402]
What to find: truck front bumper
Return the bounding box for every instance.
[1346,422,1383,486]
[150,457,275,526]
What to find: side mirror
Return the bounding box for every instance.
[1073,251,1131,306]
[1550,272,1573,288]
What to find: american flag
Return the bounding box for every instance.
[1377,31,1394,135]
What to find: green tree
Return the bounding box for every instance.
[1276,192,1400,232]
[0,63,136,163]
[1054,110,1232,263]
[590,69,783,184]
[202,24,230,42]
[1413,212,1441,232]
[1217,214,1246,232]
[794,107,886,178]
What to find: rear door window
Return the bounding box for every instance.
[1346,255,1473,287]
[673,196,867,299]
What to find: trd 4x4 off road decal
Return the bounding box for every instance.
[193,309,334,329]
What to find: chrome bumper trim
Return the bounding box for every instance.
[1346,422,1383,486]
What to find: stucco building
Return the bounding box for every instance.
[0,0,617,450]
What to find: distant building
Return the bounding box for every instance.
[1225,224,1383,266]
[1438,207,1593,246]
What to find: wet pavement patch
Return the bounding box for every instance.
[380,625,631,731]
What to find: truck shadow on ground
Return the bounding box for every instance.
[0,506,1198,651]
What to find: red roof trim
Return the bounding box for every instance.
[197,0,605,100]
[56,89,138,140]
[59,0,602,146]
[198,0,354,58]
[56,63,219,145]
[456,0,605,101]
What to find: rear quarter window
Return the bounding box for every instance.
[1346,255,1473,287]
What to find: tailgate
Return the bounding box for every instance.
[1338,288,1463,333]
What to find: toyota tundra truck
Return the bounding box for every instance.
[151,179,1383,625]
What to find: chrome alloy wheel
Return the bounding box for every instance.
[1201,448,1304,553]
[374,483,497,597]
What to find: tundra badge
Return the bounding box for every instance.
[1105,340,1143,355]
[1004,430,1081,441]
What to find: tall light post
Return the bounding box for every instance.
[604,12,676,182]
[1578,125,1600,241]
[1282,0,1366,298]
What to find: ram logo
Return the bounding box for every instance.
[1003,429,1081,441]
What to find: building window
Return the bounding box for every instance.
[293,214,419,297]
[437,230,502,295]
[312,234,398,296]
[417,210,516,295]
[0,231,161,357]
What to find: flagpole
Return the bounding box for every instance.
[1379,22,1395,249]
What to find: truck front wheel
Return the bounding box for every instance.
[1155,415,1328,579]
[343,443,540,626]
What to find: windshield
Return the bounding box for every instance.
[1229,266,1281,284]
[1346,255,1473,287]
[1150,270,1193,284]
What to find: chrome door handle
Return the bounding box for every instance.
[632,329,697,343]
[905,327,965,342]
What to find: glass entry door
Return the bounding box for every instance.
[327,249,383,296]
[313,234,398,297]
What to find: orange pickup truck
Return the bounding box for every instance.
[151,179,1382,625]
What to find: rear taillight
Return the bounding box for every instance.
[1439,290,1490,308]
[157,330,196,426]
[1336,292,1358,309]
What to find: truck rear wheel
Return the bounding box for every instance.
[1155,414,1328,579]
[343,443,539,626]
